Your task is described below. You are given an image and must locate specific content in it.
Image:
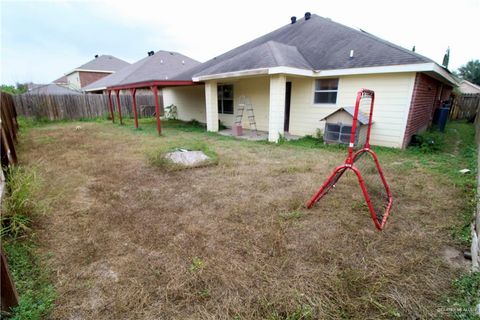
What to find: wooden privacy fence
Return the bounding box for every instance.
[450,93,480,120]
[1,92,19,171]
[0,92,20,312]
[13,93,162,120]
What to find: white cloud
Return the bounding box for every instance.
[96,0,480,69]
[2,0,478,84]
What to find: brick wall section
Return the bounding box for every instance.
[402,73,452,148]
[79,71,112,88]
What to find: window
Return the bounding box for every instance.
[314,78,338,104]
[324,123,359,145]
[218,84,234,114]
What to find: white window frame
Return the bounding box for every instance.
[313,78,339,105]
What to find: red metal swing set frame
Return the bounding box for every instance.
[306,89,393,230]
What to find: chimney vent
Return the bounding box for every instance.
[305,12,311,20]
[291,16,296,24]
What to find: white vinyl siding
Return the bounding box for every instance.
[288,73,416,148]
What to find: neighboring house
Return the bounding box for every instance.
[52,75,69,87]
[163,13,457,148]
[83,50,200,94]
[26,83,83,95]
[458,80,480,94]
[55,55,130,90]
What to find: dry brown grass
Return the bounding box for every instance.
[18,121,467,319]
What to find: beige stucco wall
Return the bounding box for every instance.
[288,72,416,148]
[162,85,206,123]
[217,76,270,131]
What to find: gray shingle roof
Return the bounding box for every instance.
[26,83,83,95]
[76,55,130,72]
[171,14,433,80]
[83,51,200,90]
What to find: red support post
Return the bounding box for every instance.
[116,90,123,125]
[130,88,138,129]
[107,90,114,123]
[151,86,162,135]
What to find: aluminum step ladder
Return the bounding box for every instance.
[235,95,257,136]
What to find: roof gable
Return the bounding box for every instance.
[195,41,312,77]
[321,107,370,125]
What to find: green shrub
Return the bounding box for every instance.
[315,128,324,142]
[409,129,446,153]
[1,166,38,238]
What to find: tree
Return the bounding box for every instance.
[0,83,28,95]
[457,60,480,85]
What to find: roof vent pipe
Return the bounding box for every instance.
[350,50,354,58]
[305,12,311,20]
[291,16,296,24]
[148,51,154,56]
[94,54,99,58]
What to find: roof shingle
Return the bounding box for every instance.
[77,55,130,72]
[171,14,433,80]
[83,51,200,91]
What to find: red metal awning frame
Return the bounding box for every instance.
[105,80,198,135]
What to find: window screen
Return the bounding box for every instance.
[314,79,338,104]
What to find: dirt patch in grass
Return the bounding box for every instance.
[17,120,470,319]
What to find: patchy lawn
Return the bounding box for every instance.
[14,118,475,319]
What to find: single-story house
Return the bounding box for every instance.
[83,50,200,94]
[163,13,458,148]
[26,83,83,95]
[53,54,130,90]
[458,80,480,94]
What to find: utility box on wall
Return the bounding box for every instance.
[321,107,370,146]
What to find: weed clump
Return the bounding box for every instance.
[1,166,39,237]
[409,130,446,153]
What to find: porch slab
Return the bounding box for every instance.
[218,128,301,141]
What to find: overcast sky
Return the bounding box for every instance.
[1,0,479,85]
